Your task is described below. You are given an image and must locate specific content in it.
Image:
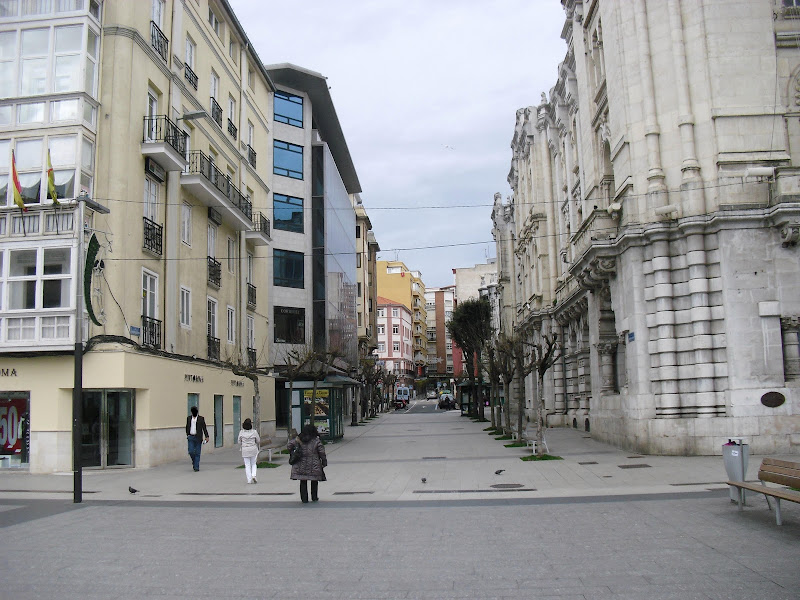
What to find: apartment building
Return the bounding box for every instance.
[493,0,800,455]
[353,193,378,359]
[376,260,427,377]
[376,296,413,386]
[0,0,284,473]
[424,286,459,382]
[264,63,362,440]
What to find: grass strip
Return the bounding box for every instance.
[520,454,563,461]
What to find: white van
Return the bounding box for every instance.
[395,386,411,407]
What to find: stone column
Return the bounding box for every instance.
[597,341,617,392]
[781,316,800,380]
[651,234,680,417]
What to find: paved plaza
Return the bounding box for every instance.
[1,402,798,599]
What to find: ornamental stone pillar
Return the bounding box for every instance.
[781,316,800,380]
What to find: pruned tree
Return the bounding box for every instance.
[485,346,501,430]
[359,357,382,417]
[279,346,314,439]
[447,298,493,419]
[382,368,397,411]
[494,332,519,435]
[529,333,561,455]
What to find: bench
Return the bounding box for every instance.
[514,428,549,454]
[727,457,800,525]
[258,437,287,463]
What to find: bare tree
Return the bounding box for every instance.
[278,346,314,438]
[359,357,381,417]
[382,368,397,411]
[528,333,561,455]
[485,347,501,430]
[494,333,517,435]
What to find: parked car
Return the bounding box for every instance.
[438,394,456,410]
[426,390,438,400]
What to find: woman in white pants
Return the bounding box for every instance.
[237,418,260,483]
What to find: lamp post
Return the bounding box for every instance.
[72,191,110,503]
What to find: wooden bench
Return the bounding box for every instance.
[727,457,800,525]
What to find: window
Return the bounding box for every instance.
[143,176,158,221]
[207,297,217,338]
[210,71,219,100]
[228,95,236,122]
[393,342,400,352]
[181,202,192,245]
[274,306,304,344]
[392,324,399,335]
[207,223,217,258]
[227,237,235,272]
[377,325,384,335]
[208,6,221,37]
[228,39,238,63]
[180,286,191,328]
[392,308,398,318]
[274,249,304,288]
[247,121,254,146]
[274,90,303,127]
[273,140,303,179]
[85,27,99,97]
[377,342,385,352]
[226,305,235,344]
[151,0,165,28]
[246,314,255,348]
[446,342,453,351]
[8,247,71,311]
[0,31,16,95]
[273,193,303,233]
[20,28,48,95]
[356,253,362,268]
[247,68,254,89]
[140,270,158,320]
[357,282,362,297]
[377,308,385,317]
[53,25,82,93]
[246,252,253,284]
[185,36,196,69]
[14,138,43,205]
[356,225,361,238]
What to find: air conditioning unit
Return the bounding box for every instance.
[145,157,166,183]
[208,207,222,225]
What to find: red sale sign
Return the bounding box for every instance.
[0,398,28,455]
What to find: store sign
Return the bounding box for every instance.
[185,374,204,383]
[231,380,244,387]
[0,369,18,376]
[0,398,27,455]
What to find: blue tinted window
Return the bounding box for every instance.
[274,140,303,179]
[274,249,304,288]
[274,193,304,233]
[274,90,303,127]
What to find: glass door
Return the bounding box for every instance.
[81,389,134,468]
[232,395,241,441]
[213,394,223,447]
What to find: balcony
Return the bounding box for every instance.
[247,144,256,168]
[150,21,168,62]
[207,256,221,288]
[207,335,220,361]
[143,216,163,255]
[247,283,256,309]
[247,347,257,367]
[141,315,162,349]
[181,150,253,230]
[245,212,270,246]
[210,97,222,127]
[184,64,198,90]
[142,115,187,171]
[227,118,237,140]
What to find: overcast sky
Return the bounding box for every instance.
[229,0,567,288]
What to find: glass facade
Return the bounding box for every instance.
[274,90,303,127]
[273,193,304,233]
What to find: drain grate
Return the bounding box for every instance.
[422,456,447,460]
[333,491,374,495]
[490,483,524,489]
[627,455,645,459]
[179,492,294,496]
[578,461,598,465]
[618,464,651,469]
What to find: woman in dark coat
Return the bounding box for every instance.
[288,424,327,503]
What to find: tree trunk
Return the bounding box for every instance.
[536,373,545,456]
[515,361,525,440]
[287,382,295,438]
[476,350,485,421]
[310,380,318,431]
[489,377,497,429]
[503,380,512,434]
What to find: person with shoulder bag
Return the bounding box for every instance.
[287,424,327,503]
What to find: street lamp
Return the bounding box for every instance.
[73,191,110,503]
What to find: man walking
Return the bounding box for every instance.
[186,406,210,471]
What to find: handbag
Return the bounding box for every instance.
[288,438,303,465]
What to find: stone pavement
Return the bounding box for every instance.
[1,404,798,599]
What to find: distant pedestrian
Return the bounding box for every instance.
[185,406,209,471]
[237,418,260,484]
[287,424,327,503]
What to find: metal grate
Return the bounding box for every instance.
[422,456,446,460]
[618,464,651,469]
[490,483,524,489]
[333,491,374,495]
[578,461,598,465]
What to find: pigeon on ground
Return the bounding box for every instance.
[421,477,427,483]
[128,486,139,494]
[495,469,505,475]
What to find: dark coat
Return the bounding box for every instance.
[186,415,209,441]
[288,436,327,481]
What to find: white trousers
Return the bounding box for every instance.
[243,455,258,482]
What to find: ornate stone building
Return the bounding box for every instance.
[492,0,799,455]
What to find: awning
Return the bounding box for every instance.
[325,374,360,385]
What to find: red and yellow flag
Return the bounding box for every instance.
[47,149,58,205]
[11,150,27,213]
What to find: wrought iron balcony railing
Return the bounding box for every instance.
[252,212,270,237]
[142,115,187,156]
[141,315,162,349]
[207,256,221,288]
[184,64,198,90]
[247,283,256,309]
[247,144,256,168]
[150,21,168,62]
[143,216,163,255]
[227,118,237,140]
[186,151,253,221]
[210,97,222,126]
[207,335,220,360]
[247,347,257,367]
